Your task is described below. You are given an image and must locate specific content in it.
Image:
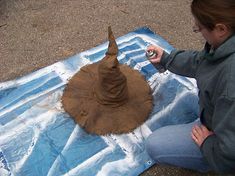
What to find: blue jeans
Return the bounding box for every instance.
[146,119,211,172]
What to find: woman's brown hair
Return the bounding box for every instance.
[191,0,235,32]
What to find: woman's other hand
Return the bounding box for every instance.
[191,124,214,147]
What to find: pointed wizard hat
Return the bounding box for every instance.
[62,27,153,135]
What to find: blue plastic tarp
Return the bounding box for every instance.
[0,27,199,176]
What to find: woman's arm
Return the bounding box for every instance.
[147,45,203,78]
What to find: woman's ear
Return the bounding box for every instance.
[215,23,230,38]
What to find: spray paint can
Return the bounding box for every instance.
[146,50,166,73]
[146,50,157,59]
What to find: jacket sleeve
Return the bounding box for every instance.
[201,96,235,173]
[160,49,202,78]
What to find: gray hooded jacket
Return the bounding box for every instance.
[159,34,235,173]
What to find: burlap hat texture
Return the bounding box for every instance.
[62,27,153,135]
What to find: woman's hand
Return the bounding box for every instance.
[147,45,164,64]
[191,124,214,147]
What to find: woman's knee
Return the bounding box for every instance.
[145,123,197,162]
[145,123,212,172]
[145,129,168,162]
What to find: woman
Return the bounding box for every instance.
[146,0,235,173]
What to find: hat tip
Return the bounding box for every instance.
[106,26,118,56]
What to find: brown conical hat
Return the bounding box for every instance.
[62,27,153,135]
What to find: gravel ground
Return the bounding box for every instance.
[0,0,228,175]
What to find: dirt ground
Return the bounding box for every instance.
[0,0,227,175]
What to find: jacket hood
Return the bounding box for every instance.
[204,34,235,62]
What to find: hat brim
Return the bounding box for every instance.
[62,62,153,135]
